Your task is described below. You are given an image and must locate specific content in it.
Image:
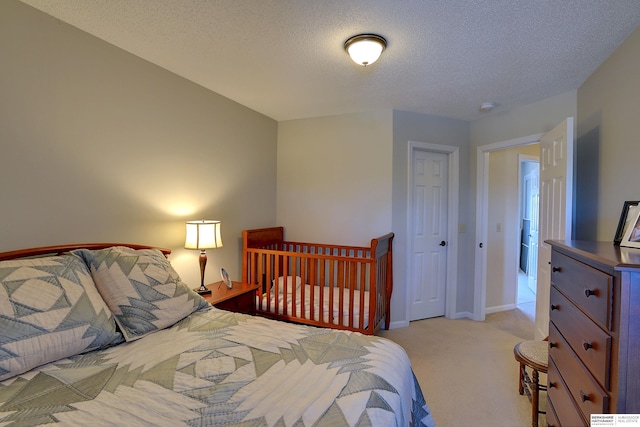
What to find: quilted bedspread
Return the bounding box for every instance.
[0,307,434,427]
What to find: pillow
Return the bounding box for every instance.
[73,246,208,341]
[271,275,302,294]
[0,255,122,381]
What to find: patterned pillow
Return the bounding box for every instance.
[74,246,208,341]
[0,255,122,381]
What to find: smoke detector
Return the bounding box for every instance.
[479,102,496,112]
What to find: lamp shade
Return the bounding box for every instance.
[344,34,387,66]
[184,220,223,250]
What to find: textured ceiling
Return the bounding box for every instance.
[20,0,640,122]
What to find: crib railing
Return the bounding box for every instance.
[242,227,393,335]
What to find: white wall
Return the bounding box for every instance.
[276,111,393,244]
[0,1,278,286]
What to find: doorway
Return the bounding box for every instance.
[518,156,540,316]
[474,118,574,339]
[473,133,543,321]
[484,145,539,316]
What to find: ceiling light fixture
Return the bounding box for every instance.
[344,34,387,66]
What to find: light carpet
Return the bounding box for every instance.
[381,307,546,427]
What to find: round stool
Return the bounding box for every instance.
[514,340,548,427]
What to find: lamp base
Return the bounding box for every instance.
[195,286,212,295]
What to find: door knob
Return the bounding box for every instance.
[440,241,446,246]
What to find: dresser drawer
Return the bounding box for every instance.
[549,322,609,420]
[551,251,613,329]
[548,357,587,427]
[548,240,640,424]
[546,397,561,427]
[550,286,612,389]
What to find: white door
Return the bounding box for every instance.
[534,117,574,339]
[410,150,448,320]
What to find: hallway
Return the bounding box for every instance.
[517,271,536,324]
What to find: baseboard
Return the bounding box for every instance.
[452,311,473,319]
[535,325,548,340]
[388,319,410,330]
[485,303,516,314]
[389,311,477,328]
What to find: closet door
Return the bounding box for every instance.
[410,150,448,320]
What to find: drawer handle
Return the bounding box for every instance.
[550,304,559,311]
[583,341,593,351]
[549,341,557,349]
[580,390,591,402]
[552,266,562,273]
[548,381,556,389]
[584,288,596,297]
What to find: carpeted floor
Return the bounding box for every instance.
[381,306,546,427]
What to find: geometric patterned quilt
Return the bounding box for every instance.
[0,307,435,426]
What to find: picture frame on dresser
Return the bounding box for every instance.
[620,207,640,248]
[614,200,640,245]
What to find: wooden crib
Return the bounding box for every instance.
[242,227,394,335]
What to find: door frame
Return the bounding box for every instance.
[406,141,459,323]
[473,133,543,321]
[518,154,540,294]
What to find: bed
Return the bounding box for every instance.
[242,227,394,335]
[0,243,434,426]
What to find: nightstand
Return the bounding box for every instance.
[200,281,259,314]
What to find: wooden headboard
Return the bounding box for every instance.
[0,243,171,261]
[242,227,285,250]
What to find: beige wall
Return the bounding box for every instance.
[471,23,640,322]
[278,110,471,326]
[3,0,638,327]
[576,25,640,241]
[0,1,278,286]
[470,91,578,148]
[468,91,578,317]
[277,111,393,244]
[392,111,470,322]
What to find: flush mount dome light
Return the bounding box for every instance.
[344,34,387,66]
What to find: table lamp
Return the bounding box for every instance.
[184,220,223,295]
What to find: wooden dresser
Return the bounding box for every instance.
[546,241,640,426]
